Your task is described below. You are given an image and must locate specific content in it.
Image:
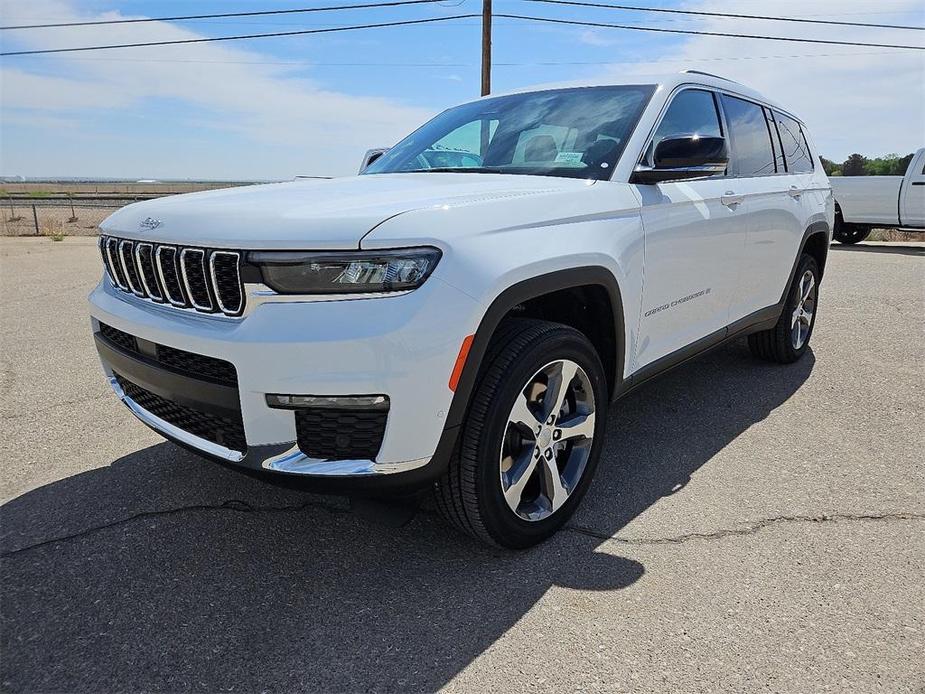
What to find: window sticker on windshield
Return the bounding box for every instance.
[554,151,584,165]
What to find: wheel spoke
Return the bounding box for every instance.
[556,412,595,442]
[543,361,578,423]
[802,274,815,302]
[508,392,542,432]
[540,454,569,512]
[503,449,539,510]
[791,306,801,329]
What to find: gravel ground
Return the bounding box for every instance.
[0,205,112,237]
[1,237,923,693]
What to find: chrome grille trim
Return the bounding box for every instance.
[134,242,164,302]
[98,236,116,283]
[180,248,214,312]
[118,240,145,297]
[105,237,129,290]
[155,246,187,307]
[209,251,243,316]
[99,236,244,317]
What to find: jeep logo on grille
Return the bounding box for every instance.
[139,217,162,230]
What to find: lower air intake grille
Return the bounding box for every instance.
[155,344,238,387]
[97,322,238,387]
[115,373,247,453]
[295,408,388,461]
[99,322,137,353]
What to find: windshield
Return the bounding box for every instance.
[363,85,655,181]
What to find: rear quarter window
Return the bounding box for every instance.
[775,113,814,173]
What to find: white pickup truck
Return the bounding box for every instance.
[831,148,925,244]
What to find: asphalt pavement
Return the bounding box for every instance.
[1,237,923,693]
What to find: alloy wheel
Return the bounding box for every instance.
[499,359,596,521]
[791,269,816,349]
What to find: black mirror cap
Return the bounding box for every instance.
[653,135,727,169]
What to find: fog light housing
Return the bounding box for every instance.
[266,394,389,410]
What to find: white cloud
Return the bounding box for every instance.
[579,30,618,47]
[0,0,435,178]
[600,0,925,161]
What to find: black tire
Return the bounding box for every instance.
[748,253,820,364]
[434,318,608,548]
[833,221,871,245]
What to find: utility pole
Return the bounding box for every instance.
[481,0,492,96]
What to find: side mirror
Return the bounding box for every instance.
[631,136,728,184]
[358,148,389,174]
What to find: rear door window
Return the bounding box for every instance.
[720,95,776,177]
[775,113,814,173]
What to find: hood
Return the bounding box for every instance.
[100,174,594,249]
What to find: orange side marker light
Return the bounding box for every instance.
[448,334,475,392]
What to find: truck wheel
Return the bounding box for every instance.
[833,223,870,245]
[748,253,819,364]
[434,319,608,548]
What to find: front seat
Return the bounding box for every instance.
[523,135,559,163]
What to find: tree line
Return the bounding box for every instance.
[819,152,915,177]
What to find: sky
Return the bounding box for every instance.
[1,0,923,180]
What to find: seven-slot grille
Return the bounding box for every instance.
[99,236,244,317]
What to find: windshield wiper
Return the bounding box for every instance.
[401,167,505,174]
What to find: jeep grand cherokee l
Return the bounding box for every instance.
[90,71,833,548]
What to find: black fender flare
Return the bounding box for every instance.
[428,267,626,471]
[779,221,831,305]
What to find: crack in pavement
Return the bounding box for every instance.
[0,497,349,559]
[2,500,922,559]
[565,511,925,545]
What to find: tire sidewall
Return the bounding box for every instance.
[785,254,820,359]
[470,329,608,548]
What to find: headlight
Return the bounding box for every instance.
[245,247,441,295]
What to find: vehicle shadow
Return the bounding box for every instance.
[1,341,814,692]
[829,242,924,257]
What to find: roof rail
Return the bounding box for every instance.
[681,70,743,85]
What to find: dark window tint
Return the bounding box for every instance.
[765,108,785,173]
[721,95,776,177]
[649,89,722,162]
[775,113,814,173]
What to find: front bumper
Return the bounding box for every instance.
[89,274,481,491]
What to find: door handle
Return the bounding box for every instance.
[721,191,744,208]
[788,185,803,198]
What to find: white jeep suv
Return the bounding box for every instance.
[89,71,833,548]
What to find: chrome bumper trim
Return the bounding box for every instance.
[261,445,430,477]
[108,376,246,463]
[108,376,430,476]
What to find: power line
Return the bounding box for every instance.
[3,11,922,57]
[494,14,925,50]
[19,48,894,66]
[0,15,480,56]
[0,0,457,31]
[6,0,922,32]
[520,0,925,31]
